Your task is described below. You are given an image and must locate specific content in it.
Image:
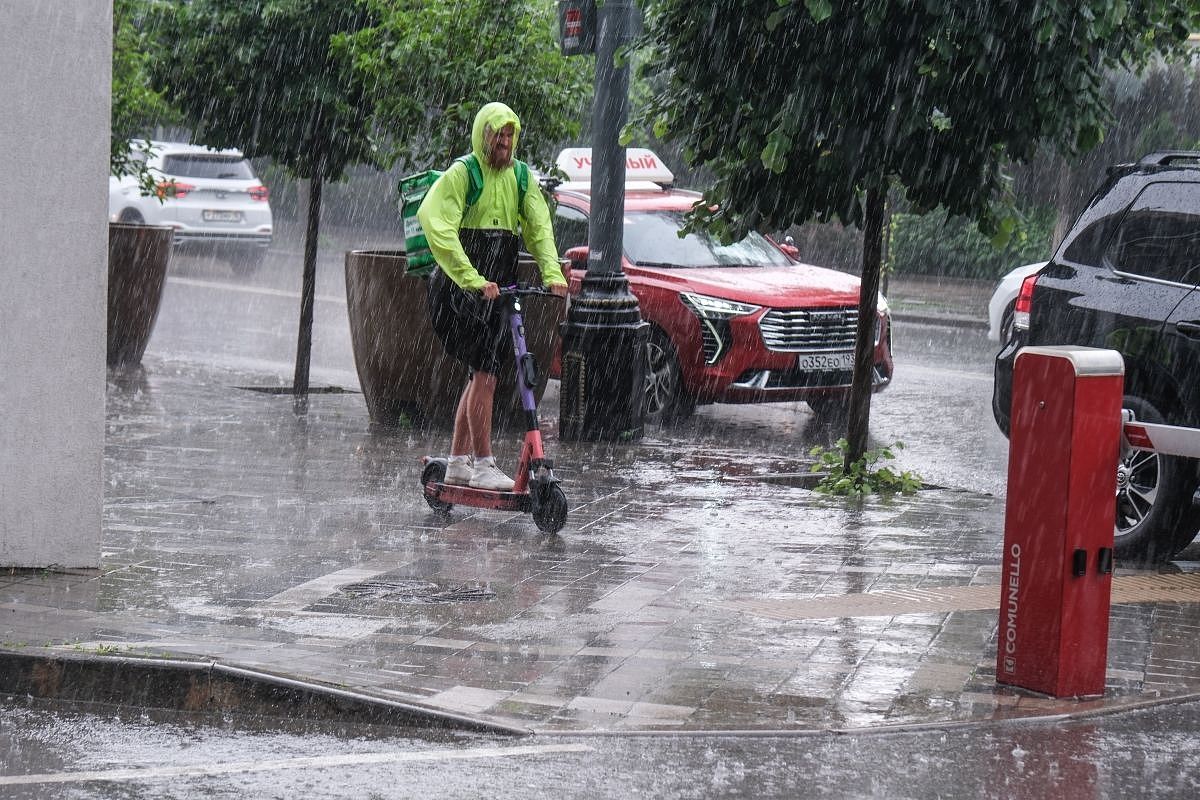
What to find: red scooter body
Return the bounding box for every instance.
[420,286,567,533]
[421,427,548,512]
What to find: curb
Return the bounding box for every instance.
[538,690,1200,739]
[0,649,529,737]
[891,311,988,331]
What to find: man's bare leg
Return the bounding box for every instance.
[450,377,474,457]
[465,372,498,458]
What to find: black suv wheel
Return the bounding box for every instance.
[1115,396,1200,565]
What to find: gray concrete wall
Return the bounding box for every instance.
[0,3,109,567]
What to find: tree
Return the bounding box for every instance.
[111,0,175,187]
[636,0,1198,469]
[152,0,380,408]
[338,0,592,171]
[1013,58,1200,247]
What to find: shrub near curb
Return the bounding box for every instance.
[810,439,922,497]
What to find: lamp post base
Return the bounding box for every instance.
[559,273,647,442]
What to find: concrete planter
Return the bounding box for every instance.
[107,222,173,367]
[344,249,564,428]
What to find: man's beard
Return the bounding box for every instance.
[486,149,513,170]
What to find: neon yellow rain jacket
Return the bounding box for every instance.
[416,102,566,292]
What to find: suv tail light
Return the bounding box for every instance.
[1013,273,1038,332]
[155,180,195,200]
[249,185,270,202]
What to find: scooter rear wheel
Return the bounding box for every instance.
[533,484,568,533]
[421,461,453,513]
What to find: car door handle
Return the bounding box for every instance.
[1175,320,1200,339]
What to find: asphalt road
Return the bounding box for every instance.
[3,697,1199,798]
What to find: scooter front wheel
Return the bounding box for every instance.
[421,461,453,513]
[532,484,568,533]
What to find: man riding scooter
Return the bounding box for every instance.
[419,102,568,490]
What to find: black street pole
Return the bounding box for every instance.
[292,170,321,415]
[559,0,648,442]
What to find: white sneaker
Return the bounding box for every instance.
[469,457,515,491]
[444,456,472,485]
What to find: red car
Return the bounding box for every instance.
[549,148,893,424]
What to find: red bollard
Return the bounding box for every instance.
[997,346,1124,698]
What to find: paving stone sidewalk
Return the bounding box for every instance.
[2,356,1200,733]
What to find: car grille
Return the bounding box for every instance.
[759,306,859,352]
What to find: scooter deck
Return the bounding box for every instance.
[425,481,532,512]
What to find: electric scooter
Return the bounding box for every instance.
[420,284,568,534]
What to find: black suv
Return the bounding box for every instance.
[993,151,1200,565]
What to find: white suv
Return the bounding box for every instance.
[109,140,273,274]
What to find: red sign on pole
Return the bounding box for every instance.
[558,0,596,56]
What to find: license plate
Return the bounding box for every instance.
[798,351,854,371]
[203,209,242,222]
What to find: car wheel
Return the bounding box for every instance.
[644,328,692,425]
[1114,395,1200,566]
[999,302,1016,343]
[807,393,850,424]
[118,209,145,225]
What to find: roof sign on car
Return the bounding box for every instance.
[556,148,674,192]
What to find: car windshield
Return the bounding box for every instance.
[161,155,255,180]
[623,210,792,268]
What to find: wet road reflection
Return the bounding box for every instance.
[3,700,1199,799]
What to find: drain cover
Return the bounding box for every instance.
[339,580,440,599]
[322,579,496,606]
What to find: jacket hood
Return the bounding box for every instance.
[471,102,522,165]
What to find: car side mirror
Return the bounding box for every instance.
[564,245,589,270]
[776,235,799,261]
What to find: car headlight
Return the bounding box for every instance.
[679,293,762,319]
[877,292,890,315]
[679,293,761,366]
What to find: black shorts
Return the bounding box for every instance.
[426,229,520,375]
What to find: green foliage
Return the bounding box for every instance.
[637,0,1198,465]
[111,0,176,186]
[887,204,1056,279]
[151,0,380,182]
[1012,59,1200,226]
[809,439,923,497]
[636,0,1199,242]
[337,0,593,171]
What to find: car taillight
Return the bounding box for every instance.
[249,185,270,202]
[1013,273,1038,332]
[155,181,195,199]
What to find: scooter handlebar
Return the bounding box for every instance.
[498,283,565,299]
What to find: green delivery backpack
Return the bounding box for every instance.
[399,154,530,277]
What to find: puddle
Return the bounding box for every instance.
[303,577,498,614]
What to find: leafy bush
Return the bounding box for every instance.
[111,0,175,189]
[887,205,1055,280]
[809,439,922,497]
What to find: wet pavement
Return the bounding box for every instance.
[3,337,1200,736]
